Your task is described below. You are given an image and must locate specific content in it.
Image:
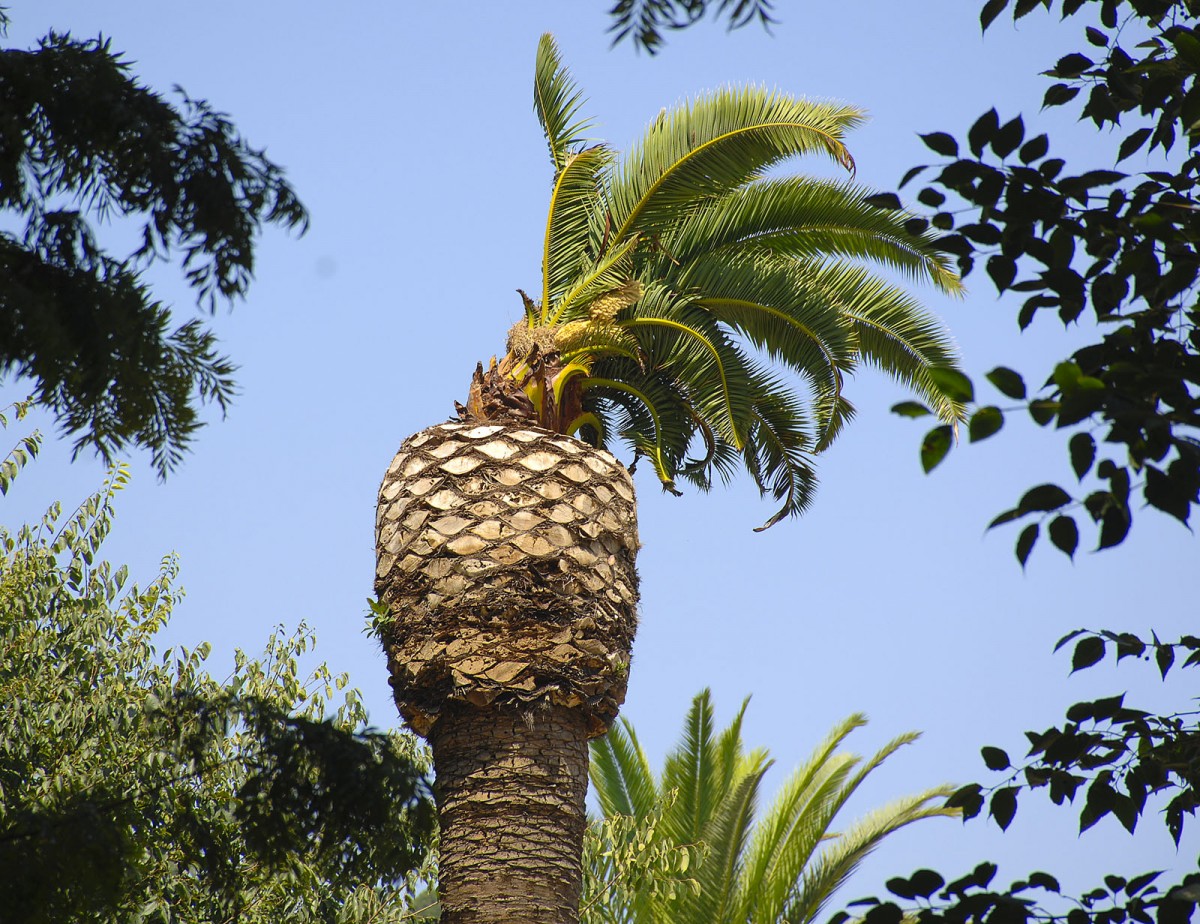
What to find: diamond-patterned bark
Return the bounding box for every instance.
[375,422,639,738]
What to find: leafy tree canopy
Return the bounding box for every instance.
[877,0,1200,563]
[0,404,435,923]
[0,12,307,476]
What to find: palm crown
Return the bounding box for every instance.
[469,34,964,528]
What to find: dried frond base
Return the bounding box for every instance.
[375,422,640,738]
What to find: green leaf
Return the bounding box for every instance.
[980,0,1009,29]
[1069,433,1095,479]
[989,787,1018,830]
[1016,523,1038,567]
[921,425,954,473]
[891,401,932,418]
[986,366,1026,400]
[1071,636,1106,672]
[1156,643,1175,680]
[1019,134,1049,163]
[919,132,959,157]
[1048,515,1078,559]
[928,367,975,403]
[1018,483,1071,513]
[981,746,1010,770]
[968,406,1003,442]
[864,192,902,210]
[1029,399,1059,426]
[968,109,1000,158]
[1097,504,1130,550]
[946,783,984,818]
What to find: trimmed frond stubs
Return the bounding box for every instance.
[375,422,639,740]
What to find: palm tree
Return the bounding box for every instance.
[585,690,957,924]
[374,34,963,924]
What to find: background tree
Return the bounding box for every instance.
[0,405,435,923]
[373,32,964,924]
[0,11,307,475]
[873,0,1200,563]
[586,689,956,924]
[821,1,1200,921]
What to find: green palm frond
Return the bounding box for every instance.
[605,88,864,249]
[534,34,594,171]
[544,145,615,308]
[552,235,642,324]
[592,717,661,820]
[494,35,967,528]
[587,691,957,924]
[806,262,965,424]
[658,177,963,295]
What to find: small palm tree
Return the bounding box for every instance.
[374,34,964,924]
[586,690,957,924]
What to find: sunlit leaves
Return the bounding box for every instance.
[0,442,434,922]
[528,38,965,526]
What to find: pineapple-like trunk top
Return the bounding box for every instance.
[374,421,640,738]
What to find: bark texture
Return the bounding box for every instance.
[375,421,639,738]
[430,705,590,923]
[374,420,641,923]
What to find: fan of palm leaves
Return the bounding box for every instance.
[495,34,964,528]
[585,689,957,924]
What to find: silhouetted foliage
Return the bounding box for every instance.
[878,0,1200,563]
[818,3,1200,922]
[0,14,307,475]
[607,0,776,52]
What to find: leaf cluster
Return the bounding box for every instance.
[881,0,1200,561]
[945,628,1200,845]
[837,861,1199,924]
[0,431,434,923]
[0,27,307,475]
[607,0,776,54]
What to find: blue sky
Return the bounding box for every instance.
[5,0,1196,902]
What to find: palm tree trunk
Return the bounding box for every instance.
[431,704,590,924]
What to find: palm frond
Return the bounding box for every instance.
[590,716,661,820]
[786,786,957,924]
[808,262,965,423]
[682,253,854,444]
[605,88,864,249]
[658,177,962,294]
[551,235,642,324]
[544,145,615,308]
[534,33,594,171]
[660,688,720,847]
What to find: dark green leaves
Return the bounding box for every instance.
[920,132,959,157]
[0,32,307,476]
[921,426,954,473]
[1072,635,1106,672]
[969,406,1004,442]
[968,108,1000,157]
[1019,483,1071,512]
[892,401,932,418]
[986,366,1026,400]
[990,787,1019,830]
[980,0,1009,30]
[928,367,975,403]
[1048,515,1078,558]
[1069,433,1095,479]
[981,746,1011,771]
